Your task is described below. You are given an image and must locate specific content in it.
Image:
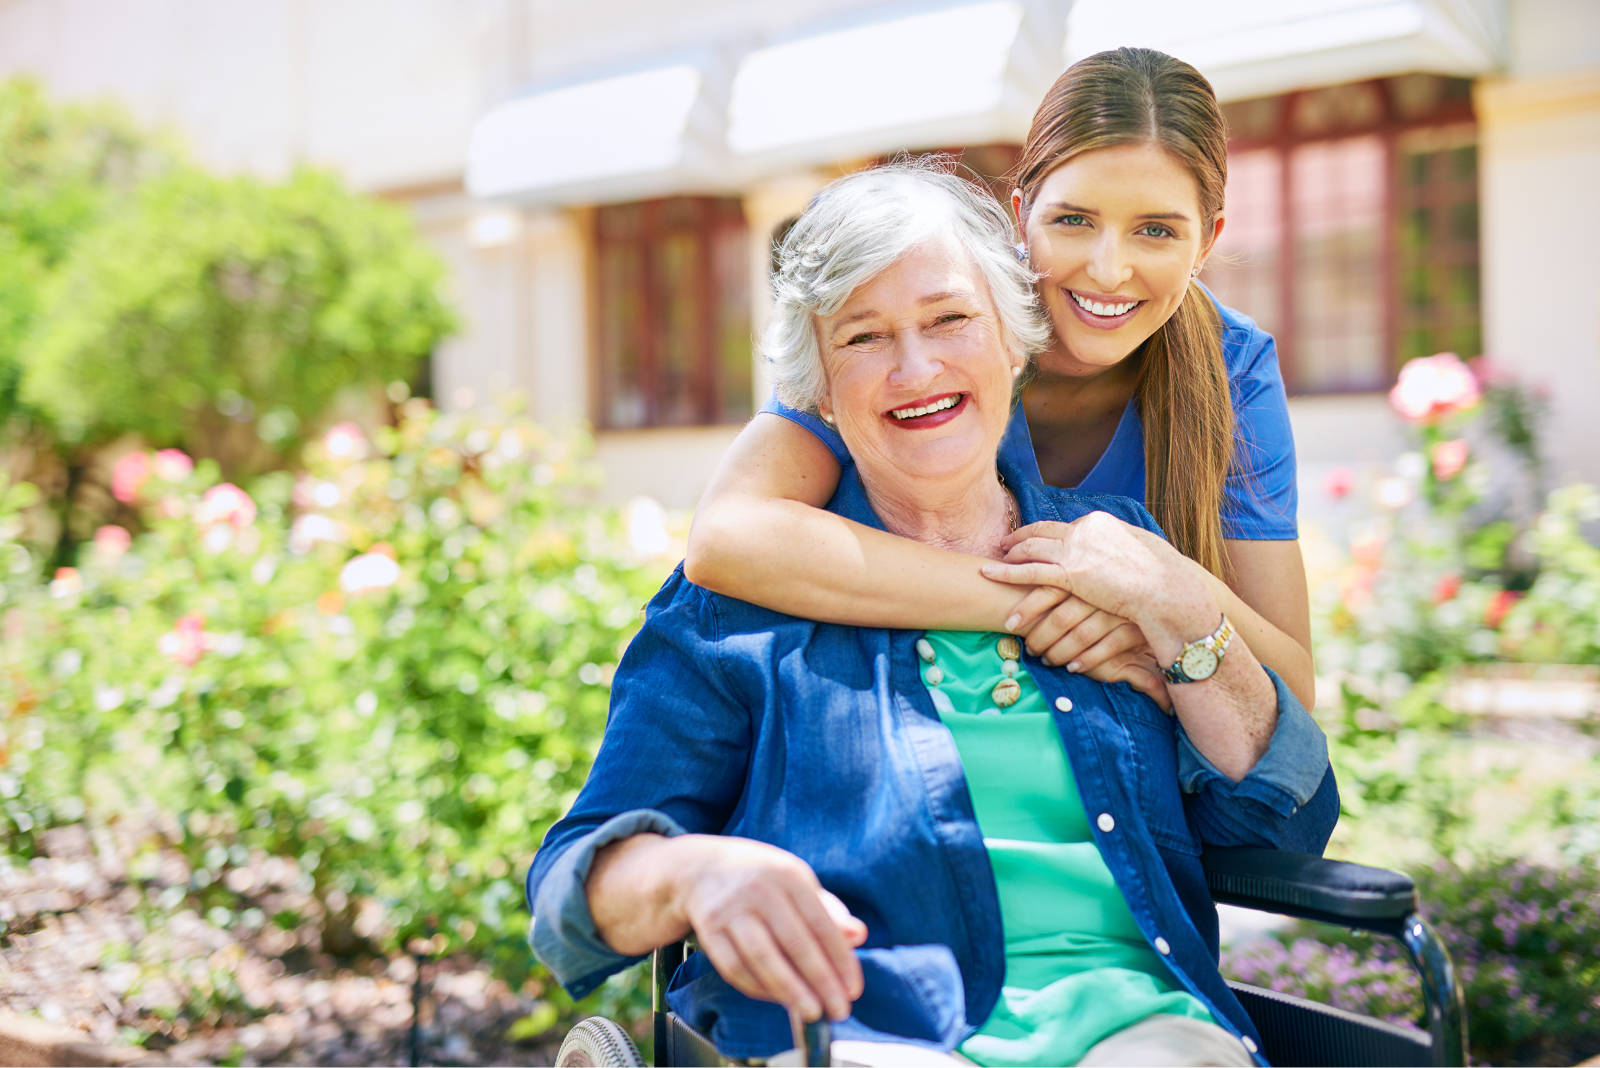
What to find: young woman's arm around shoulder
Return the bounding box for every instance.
[684,412,1028,631]
[685,415,1316,709]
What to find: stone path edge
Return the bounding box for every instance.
[0,1010,155,1067]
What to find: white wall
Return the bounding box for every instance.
[1475,0,1600,488]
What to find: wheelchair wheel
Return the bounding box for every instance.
[554,1016,645,1067]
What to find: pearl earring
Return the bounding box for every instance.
[1011,365,1023,379]
[1191,266,1201,277]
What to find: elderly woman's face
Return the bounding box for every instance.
[815,235,1021,486]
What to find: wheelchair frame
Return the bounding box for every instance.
[639,848,1466,1067]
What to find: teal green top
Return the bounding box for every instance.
[918,631,1214,1067]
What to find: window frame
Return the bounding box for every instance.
[1217,76,1478,395]
[590,196,752,430]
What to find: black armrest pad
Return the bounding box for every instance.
[1203,848,1418,928]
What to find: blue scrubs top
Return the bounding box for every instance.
[761,299,1299,541]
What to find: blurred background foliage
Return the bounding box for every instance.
[0,77,455,565]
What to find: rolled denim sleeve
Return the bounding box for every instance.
[1177,666,1338,853]
[525,569,753,999]
[528,808,688,999]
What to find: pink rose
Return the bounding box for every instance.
[194,484,257,529]
[159,614,207,667]
[1389,353,1481,424]
[152,449,194,482]
[1430,439,1470,482]
[94,525,133,558]
[110,452,152,504]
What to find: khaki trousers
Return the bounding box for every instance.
[769,1013,1254,1067]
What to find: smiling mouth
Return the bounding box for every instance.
[890,394,963,420]
[1070,291,1144,318]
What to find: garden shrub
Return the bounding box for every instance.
[1222,859,1600,1066]
[20,165,457,465]
[0,397,674,1042]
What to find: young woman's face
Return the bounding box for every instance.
[1014,142,1223,377]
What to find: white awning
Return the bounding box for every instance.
[466,64,728,204]
[727,1,1070,174]
[1065,0,1505,103]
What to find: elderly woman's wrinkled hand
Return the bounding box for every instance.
[981,514,1216,654]
[673,835,867,1023]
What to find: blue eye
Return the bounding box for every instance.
[1058,214,1088,226]
[1140,224,1174,238]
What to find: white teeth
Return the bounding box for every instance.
[1071,292,1139,317]
[892,394,961,420]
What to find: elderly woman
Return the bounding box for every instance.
[527,165,1337,1067]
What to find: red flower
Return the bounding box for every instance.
[1433,573,1462,605]
[1484,590,1524,630]
[1324,467,1355,499]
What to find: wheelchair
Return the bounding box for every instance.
[555,847,1467,1067]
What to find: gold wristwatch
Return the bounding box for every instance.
[1162,615,1234,684]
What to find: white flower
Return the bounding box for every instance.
[623,495,671,558]
[340,553,401,593]
[289,514,346,554]
[323,422,369,462]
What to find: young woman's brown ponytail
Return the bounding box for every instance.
[1013,47,1235,577]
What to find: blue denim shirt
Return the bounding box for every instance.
[527,461,1337,1063]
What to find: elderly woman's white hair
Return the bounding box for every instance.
[765,160,1052,412]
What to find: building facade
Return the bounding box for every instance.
[1,0,1596,512]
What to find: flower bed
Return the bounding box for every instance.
[0,398,674,1055]
[1222,859,1600,1065]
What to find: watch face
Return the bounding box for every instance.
[1180,644,1220,681]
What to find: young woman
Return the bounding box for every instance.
[685,47,1314,707]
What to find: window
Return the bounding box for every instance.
[595,197,752,429]
[1201,76,1478,393]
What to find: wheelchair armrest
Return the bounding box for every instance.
[1203,847,1418,934]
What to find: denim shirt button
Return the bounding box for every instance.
[1153,936,1171,955]
[1242,1036,1259,1054]
[1054,696,1073,712]
[1096,813,1115,833]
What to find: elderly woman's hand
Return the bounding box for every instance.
[982,514,1214,640]
[586,833,867,1023]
